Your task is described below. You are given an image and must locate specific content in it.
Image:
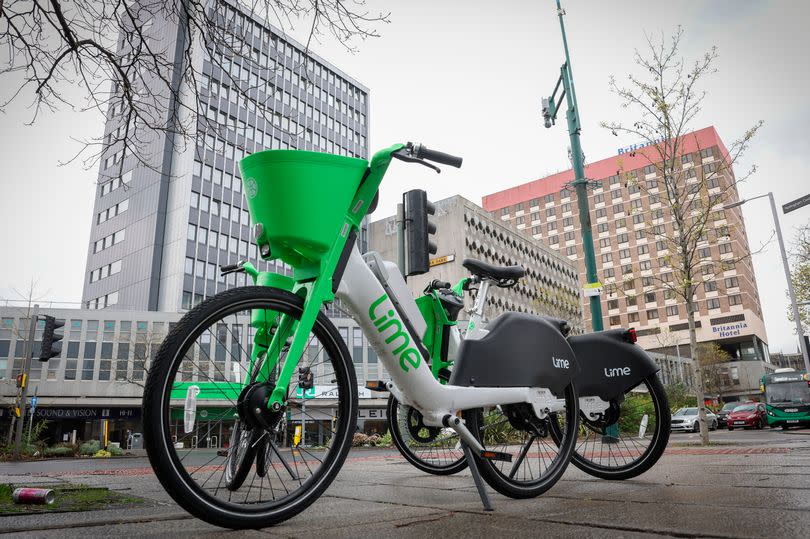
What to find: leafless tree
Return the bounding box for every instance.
[0,0,389,176]
[601,27,762,444]
[695,342,731,402]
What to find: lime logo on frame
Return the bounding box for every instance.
[368,294,421,373]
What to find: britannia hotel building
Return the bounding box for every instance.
[483,127,773,400]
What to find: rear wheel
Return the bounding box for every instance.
[143,286,357,529]
[462,383,579,499]
[387,395,467,476]
[550,374,670,481]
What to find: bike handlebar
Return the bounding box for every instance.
[409,143,463,168]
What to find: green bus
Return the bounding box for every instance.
[761,369,810,429]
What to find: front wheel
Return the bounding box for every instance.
[387,395,467,476]
[143,286,358,529]
[462,383,579,499]
[551,374,670,481]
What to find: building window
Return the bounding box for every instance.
[546,207,556,217]
[637,244,649,255]
[607,299,619,310]
[626,295,637,306]
[666,305,679,316]
[564,231,575,242]
[604,268,615,278]
[609,315,621,326]
[719,243,733,254]
[639,260,652,271]
[707,298,721,310]
[724,276,739,289]
[597,223,609,233]
[646,309,659,320]
[565,246,576,256]
[728,294,742,306]
[544,194,554,204]
[601,253,613,263]
[645,292,656,303]
[628,312,639,322]
[681,153,693,164]
[548,235,559,245]
[643,164,656,175]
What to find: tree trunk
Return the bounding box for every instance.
[686,294,710,445]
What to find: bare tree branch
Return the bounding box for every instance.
[0,0,389,179]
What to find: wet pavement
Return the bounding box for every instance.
[1,427,809,538]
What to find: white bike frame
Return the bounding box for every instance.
[336,245,566,449]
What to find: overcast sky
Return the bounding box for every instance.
[1,0,808,353]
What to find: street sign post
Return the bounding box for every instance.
[783,193,810,214]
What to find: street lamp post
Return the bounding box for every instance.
[724,192,810,373]
[542,0,604,332]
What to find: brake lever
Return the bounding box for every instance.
[392,150,441,173]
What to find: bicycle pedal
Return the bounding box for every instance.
[480,450,512,462]
[364,380,389,392]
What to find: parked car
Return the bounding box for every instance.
[670,407,718,432]
[717,401,754,427]
[726,403,767,430]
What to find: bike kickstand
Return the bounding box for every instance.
[462,443,494,512]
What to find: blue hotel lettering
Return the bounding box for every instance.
[712,322,748,338]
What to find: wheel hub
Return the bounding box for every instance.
[503,403,549,437]
[406,407,442,443]
[237,382,283,430]
[580,400,622,433]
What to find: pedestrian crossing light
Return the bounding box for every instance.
[403,189,437,276]
[39,315,64,362]
[16,373,26,389]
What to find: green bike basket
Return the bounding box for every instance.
[238,150,368,268]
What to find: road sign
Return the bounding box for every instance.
[429,254,455,267]
[783,193,810,214]
[295,387,316,399]
[583,282,603,297]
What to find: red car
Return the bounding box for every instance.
[727,403,767,430]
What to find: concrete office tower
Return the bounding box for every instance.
[368,195,585,334]
[484,127,772,399]
[82,0,369,312]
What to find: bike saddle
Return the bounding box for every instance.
[462,258,525,281]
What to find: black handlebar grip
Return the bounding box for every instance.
[417,146,463,168]
[431,279,452,290]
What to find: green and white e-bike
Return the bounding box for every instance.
[143,143,582,529]
[388,272,670,480]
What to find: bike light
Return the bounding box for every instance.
[624,328,638,344]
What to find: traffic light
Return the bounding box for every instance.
[39,315,64,362]
[403,189,437,276]
[16,373,26,389]
[541,96,556,128]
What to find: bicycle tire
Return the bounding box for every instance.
[143,286,357,529]
[462,382,579,499]
[550,374,670,480]
[224,420,259,489]
[387,394,467,476]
